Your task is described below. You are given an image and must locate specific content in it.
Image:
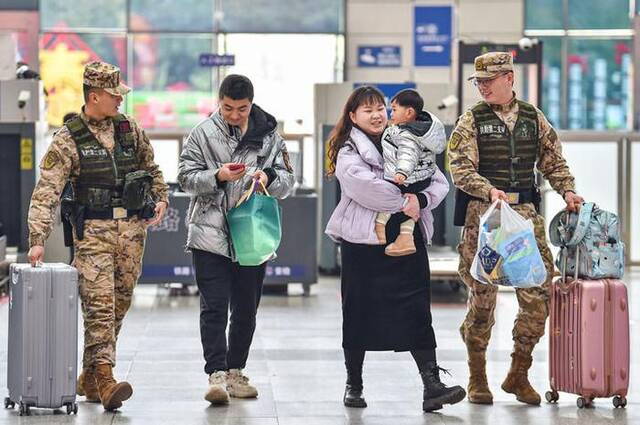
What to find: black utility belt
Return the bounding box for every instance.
[84,207,140,220]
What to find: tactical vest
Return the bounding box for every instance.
[472,100,539,190]
[67,114,139,210]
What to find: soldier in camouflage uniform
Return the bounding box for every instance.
[27,61,169,411]
[448,52,584,406]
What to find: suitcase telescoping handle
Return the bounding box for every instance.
[558,215,580,293]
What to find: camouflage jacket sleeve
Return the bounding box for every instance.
[131,118,170,204]
[27,129,76,247]
[535,110,576,195]
[447,110,494,200]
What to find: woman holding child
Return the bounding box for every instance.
[325,86,465,412]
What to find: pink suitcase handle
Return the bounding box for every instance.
[557,220,581,293]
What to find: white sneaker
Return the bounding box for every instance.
[204,371,229,404]
[226,369,258,398]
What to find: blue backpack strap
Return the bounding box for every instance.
[549,202,594,247]
[565,202,594,246]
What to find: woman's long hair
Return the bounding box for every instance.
[326,86,386,176]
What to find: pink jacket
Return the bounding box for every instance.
[325,127,449,245]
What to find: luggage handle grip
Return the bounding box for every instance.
[558,245,580,292]
[558,214,580,292]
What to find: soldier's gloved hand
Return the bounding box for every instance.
[563,191,584,213]
[147,201,168,226]
[490,188,509,206]
[28,245,44,267]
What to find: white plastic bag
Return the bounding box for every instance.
[470,200,547,288]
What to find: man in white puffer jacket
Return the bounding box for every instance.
[376,89,447,256]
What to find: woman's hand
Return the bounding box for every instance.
[402,193,420,221]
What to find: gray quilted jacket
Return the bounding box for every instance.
[177,104,295,259]
[382,110,446,184]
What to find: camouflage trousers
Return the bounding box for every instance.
[73,217,146,368]
[457,200,554,356]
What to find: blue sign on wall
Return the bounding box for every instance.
[357,46,402,68]
[199,53,235,67]
[414,6,452,66]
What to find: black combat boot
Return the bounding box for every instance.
[420,361,466,412]
[343,367,367,408]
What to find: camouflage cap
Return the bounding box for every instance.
[468,52,514,81]
[83,61,131,96]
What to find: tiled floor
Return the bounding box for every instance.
[0,268,638,424]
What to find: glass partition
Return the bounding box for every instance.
[224,33,343,134]
[568,0,631,29]
[220,0,344,33]
[129,34,217,129]
[41,0,127,30]
[149,138,180,184]
[39,32,127,126]
[543,141,618,228]
[129,0,214,32]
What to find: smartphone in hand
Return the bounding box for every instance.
[228,163,246,171]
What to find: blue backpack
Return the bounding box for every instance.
[549,203,624,279]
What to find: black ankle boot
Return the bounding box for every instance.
[420,361,466,412]
[343,369,367,408]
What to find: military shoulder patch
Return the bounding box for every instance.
[449,132,463,150]
[282,149,294,173]
[42,150,61,170]
[118,120,132,133]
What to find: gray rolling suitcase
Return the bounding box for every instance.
[4,263,79,416]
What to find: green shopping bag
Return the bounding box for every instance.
[227,178,282,266]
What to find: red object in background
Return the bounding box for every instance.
[614,42,631,65]
[567,54,589,73]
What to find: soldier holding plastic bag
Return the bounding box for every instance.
[448,52,584,406]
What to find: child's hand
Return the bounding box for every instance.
[394,173,406,184]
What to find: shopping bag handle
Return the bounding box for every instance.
[235,177,271,207]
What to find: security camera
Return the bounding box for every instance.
[18,90,31,109]
[437,95,458,110]
[518,37,537,51]
[16,63,40,80]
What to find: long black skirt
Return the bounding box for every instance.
[340,213,436,351]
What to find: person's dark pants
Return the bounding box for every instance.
[344,348,437,382]
[192,248,266,375]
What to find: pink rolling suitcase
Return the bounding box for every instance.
[546,276,630,408]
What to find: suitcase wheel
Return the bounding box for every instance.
[18,402,30,416]
[66,402,79,415]
[3,397,15,409]
[576,397,592,409]
[545,390,559,403]
[613,396,627,408]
